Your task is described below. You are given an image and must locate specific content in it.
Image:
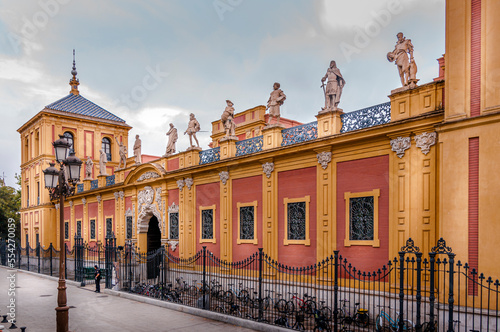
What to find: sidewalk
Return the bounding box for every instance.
[0,267,260,332]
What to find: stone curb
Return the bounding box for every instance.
[4,267,290,332]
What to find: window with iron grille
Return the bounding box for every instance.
[287,202,306,240]
[169,212,179,240]
[64,221,69,240]
[106,217,113,237]
[126,216,133,239]
[90,219,96,240]
[239,206,254,240]
[344,189,380,247]
[349,196,374,241]
[76,220,82,237]
[201,208,214,241]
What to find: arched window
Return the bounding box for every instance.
[63,132,74,154]
[101,137,111,161]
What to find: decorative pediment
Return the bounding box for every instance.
[137,171,160,182]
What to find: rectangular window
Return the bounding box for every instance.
[37,182,40,205]
[237,201,258,244]
[64,221,69,240]
[199,205,216,243]
[36,233,40,255]
[169,212,179,240]
[106,217,113,237]
[90,219,96,240]
[27,185,29,207]
[126,216,133,239]
[344,189,380,247]
[76,220,82,238]
[283,196,310,246]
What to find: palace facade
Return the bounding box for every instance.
[18,0,500,277]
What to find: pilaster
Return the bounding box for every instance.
[315,149,334,270]
[98,174,107,187]
[261,160,278,265]
[179,179,196,258]
[219,171,232,261]
[219,138,237,160]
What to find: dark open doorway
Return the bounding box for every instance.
[147,215,162,279]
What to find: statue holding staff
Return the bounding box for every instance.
[321,60,345,111]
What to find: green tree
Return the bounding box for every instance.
[0,174,21,240]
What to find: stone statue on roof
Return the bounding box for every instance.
[85,156,93,180]
[164,123,178,157]
[99,149,108,176]
[321,60,345,112]
[266,82,286,125]
[221,100,237,139]
[133,135,142,165]
[115,137,127,169]
[184,113,201,149]
[387,32,419,88]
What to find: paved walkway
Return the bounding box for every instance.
[0,267,259,332]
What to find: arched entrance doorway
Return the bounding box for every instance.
[147,216,161,279]
[147,215,161,253]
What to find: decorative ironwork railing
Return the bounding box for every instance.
[77,183,84,193]
[341,102,391,133]
[90,180,98,190]
[199,147,220,165]
[106,175,115,186]
[281,121,318,146]
[235,136,263,156]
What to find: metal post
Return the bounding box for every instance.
[50,243,53,276]
[415,252,422,332]
[37,242,41,273]
[429,252,436,332]
[447,253,455,332]
[56,173,69,332]
[258,248,263,322]
[27,240,30,271]
[333,250,339,332]
[398,251,405,332]
[202,246,207,309]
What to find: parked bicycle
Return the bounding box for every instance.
[376,306,414,331]
[313,308,332,331]
[224,282,250,304]
[338,299,369,328]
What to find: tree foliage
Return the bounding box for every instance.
[0,174,21,239]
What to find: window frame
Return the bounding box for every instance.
[237,201,258,245]
[63,131,75,154]
[101,137,112,161]
[199,204,216,244]
[283,196,311,246]
[344,189,380,248]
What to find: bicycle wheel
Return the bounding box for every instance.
[224,290,234,303]
[355,312,369,327]
[188,285,198,296]
[238,289,250,304]
[376,314,386,332]
[303,299,317,317]
[215,305,226,314]
[320,306,332,321]
[275,299,289,313]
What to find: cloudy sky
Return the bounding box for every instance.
[0,0,445,187]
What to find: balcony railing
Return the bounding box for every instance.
[199,147,220,165]
[281,121,318,146]
[106,175,115,186]
[341,102,391,133]
[236,136,263,157]
[90,180,98,190]
[77,184,84,193]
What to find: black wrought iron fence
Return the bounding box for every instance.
[1,237,499,332]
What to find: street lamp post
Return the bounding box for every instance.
[43,135,82,332]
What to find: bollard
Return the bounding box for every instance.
[21,328,27,332]
[1,316,7,323]
[9,320,17,329]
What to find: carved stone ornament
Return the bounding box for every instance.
[137,186,163,234]
[168,202,179,213]
[155,188,162,208]
[184,178,193,190]
[167,240,179,252]
[317,151,332,170]
[390,136,411,158]
[414,132,437,155]
[96,195,102,204]
[177,179,185,192]
[68,200,73,208]
[262,162,274,178]
[219,171,229,185]
[114,192,120,200]
[55,203,60,210]
[137,171,160,182]
[82,198,87,205]
[119,191,124,199]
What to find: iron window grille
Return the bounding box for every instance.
[76,220,82,237]
[239,206,255,240]
[201,208,214,241]
[90,219,96,240]
[287,202,306,240]
[64,221,69,240]
[349,196,374,241]
[169,212,179,240]
[106,217,113,237]
[126,216,133,239]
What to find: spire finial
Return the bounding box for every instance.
[69,49,80,95]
